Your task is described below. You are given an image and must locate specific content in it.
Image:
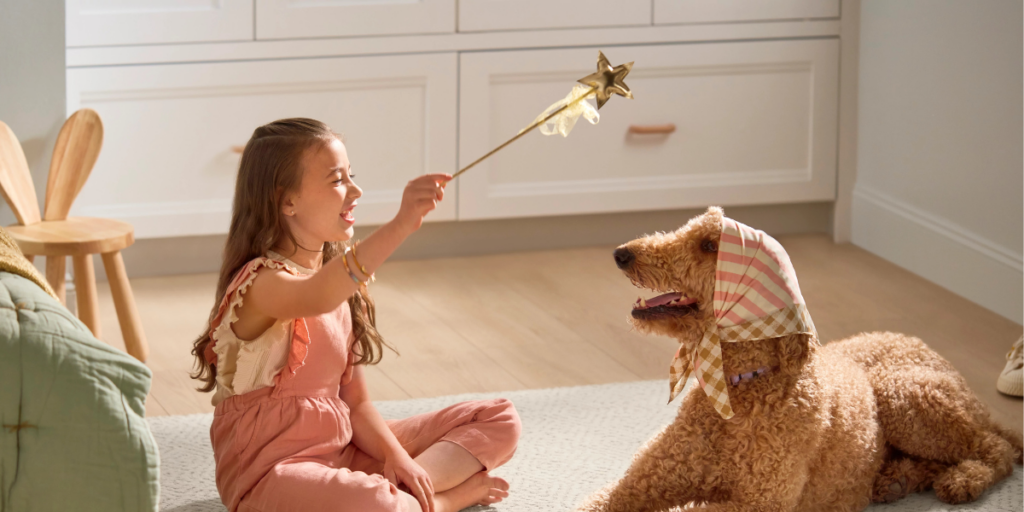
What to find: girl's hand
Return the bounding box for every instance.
[384,451,435,512]
[393,173,452,235]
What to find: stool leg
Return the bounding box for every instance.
[101,251,148,363]
[72,254,101,338]
[45,256,66,304]
[25,254,34,264]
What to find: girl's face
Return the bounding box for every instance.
[282,138,362,246]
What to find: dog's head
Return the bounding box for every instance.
[614,207,816,414]
[614,206,723,347]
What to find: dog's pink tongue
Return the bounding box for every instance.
[647,292,683,307]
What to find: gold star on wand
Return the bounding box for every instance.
[452,51,634,178]
[577,51,634,109]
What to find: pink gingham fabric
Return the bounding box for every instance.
[668,217,817,419]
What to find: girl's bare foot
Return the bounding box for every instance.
[434,472,509,512]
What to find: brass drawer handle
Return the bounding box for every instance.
[231,145,245,154]
[628,123,676,135]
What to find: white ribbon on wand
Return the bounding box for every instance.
[451,84,598,179]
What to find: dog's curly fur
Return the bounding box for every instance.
[578,207,1023,512]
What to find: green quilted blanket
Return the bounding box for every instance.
[0,272,158,511]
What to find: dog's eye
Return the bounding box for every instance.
[701,240,718,253]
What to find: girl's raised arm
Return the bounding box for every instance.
[244,173,451,321]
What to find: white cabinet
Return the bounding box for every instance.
[654,0,841,25]
[255,0,455,40]
[66,0,254,47]
[62,2,848,236]
[66,53,457,238]
[458,0,650,33]
[457,40,838,220]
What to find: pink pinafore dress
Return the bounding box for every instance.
[205,256,521,512]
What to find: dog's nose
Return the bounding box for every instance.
[613,247,635,269]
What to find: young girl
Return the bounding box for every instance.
[191,118,521,512]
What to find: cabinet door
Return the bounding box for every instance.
[458,0,650,32]
[255,0,454,40]
[457,40,838,220]
[66,53,457,238]
[654,0,840,25]
[66,0,254,47]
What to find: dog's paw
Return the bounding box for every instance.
[934,461,992,505]
[872,475,909,504]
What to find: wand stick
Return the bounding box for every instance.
[452,85,598,179]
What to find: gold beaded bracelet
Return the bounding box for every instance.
[350,241,375,283]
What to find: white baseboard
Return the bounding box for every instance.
[79,202,834,280]
[852,186,1023,324]
[73,199,232,238]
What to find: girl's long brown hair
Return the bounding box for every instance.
[191,118,393,392]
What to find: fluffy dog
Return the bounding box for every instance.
[576,207,1022,512]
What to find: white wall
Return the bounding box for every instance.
[853,0,1023,324]
[0,1,67,284]
[0,1,66,224]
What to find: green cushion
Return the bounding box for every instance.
[0,272,158,512]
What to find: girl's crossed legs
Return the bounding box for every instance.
[239,398,521,512]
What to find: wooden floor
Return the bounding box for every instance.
[93,235,1023,432]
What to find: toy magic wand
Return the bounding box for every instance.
[451,51,634,179]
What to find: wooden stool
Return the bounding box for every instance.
[0,110,148,362]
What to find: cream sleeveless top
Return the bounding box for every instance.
[211,251,315,406]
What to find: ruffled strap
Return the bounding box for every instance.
[203,257,303,366]
[276,316,311,387]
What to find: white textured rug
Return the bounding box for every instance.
[150,380,1022,512]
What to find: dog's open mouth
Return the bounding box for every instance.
[632,291,699,320]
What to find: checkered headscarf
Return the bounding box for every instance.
[667,217,817,418]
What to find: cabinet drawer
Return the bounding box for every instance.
[66,53,457,238]
[654,0,840,25]
[458,0,650,33]
[457,40,839,220]
[66,0,254,47]
[255,0,454,40]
